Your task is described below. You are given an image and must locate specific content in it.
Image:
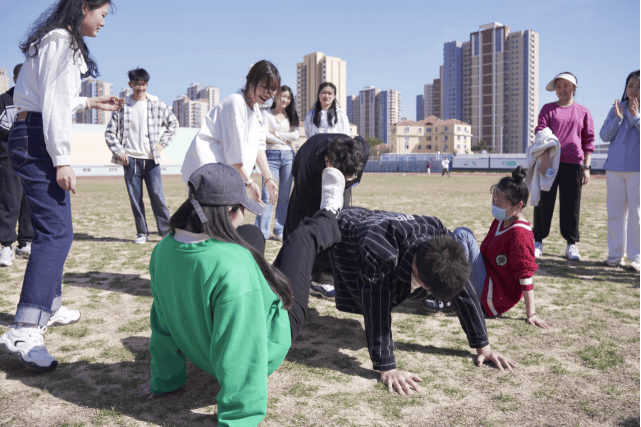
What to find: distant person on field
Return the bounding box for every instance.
[284,133,369,300]
[600,70,640,271]
[105,68,178,244]
[0,0,123,372]
[304,82,350,136]
[254,85,300,241]
[532,72,594,262]
[0,63,33,267]
[441,157,450,177]
[426,160,431,174]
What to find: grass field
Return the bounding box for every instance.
[0,173,639,427]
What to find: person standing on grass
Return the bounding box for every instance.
[180,60,280,208]
[137,162,346,426]
[283,133,369,300]
[600,70,640,272]
[0,0,123,372]
[254,85,299,241]
[0,64,34,267]
[105,67,178,244]
[533,72,595,261]
[441,156,450,177]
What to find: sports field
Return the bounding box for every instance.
[0,173,638,427]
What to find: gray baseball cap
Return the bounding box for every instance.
[188,163,263,223]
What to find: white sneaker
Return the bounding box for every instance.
[603,257,625,268]
[133,234,147,244]
[628,261,640,272]
[566,244,581,261]
[0,246,14,267]
[534,242,543,258]
[320,167,346,214]
[47,306,81,327]
[15,243,31,259]
[0,324,58,371]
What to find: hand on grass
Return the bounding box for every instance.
[136,384,154,399]
[527,314,553,330]
[475,345,518,371]
[379,369,422,395]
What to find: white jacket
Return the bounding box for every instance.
[525,127,561,207]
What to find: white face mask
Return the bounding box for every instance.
[491,202,510,221]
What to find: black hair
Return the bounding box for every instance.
[272,85,299,128]
[490,166,529,208]
[244,60,281,98]
[621,70,640,103]
[415,235,471,300]
[19,0,115,79]
[327,135,364,177]
[128,68,150,83]
[13,64,22,80]
[554,71,577,96]
[312,82,338,128]
[169,195,293,309]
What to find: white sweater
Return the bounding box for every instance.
[262,110,299,150]
[525,127,561,207]
[304,106,350,137]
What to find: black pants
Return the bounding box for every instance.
[237,210,341,343]
[533,162,582,244]
[0,155,33,247]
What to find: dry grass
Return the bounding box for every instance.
[0,173,638,427]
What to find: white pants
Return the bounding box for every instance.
[606,171,640,262]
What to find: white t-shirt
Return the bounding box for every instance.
[125,98,153,159]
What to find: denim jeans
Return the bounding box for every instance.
[123,158,170,237]
[453,227,487,298]
[254,150,294,238]
[8,112,70,326]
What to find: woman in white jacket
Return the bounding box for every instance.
[254,85,300,240]
[304,82,350,137]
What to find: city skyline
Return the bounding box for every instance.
[1,0,638,144]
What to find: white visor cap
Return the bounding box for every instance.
[546,73,578,91]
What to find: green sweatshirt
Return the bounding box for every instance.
[148,233,291,427]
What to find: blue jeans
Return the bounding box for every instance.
[123,158,170,237]
[8,112,70,326]
[254,150,294,238]
[453,227,487,298]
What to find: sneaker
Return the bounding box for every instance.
[133,234,147,244]
[47,306,81,327]
[0,324,58,371]
[273,234,283,242]
[15,243,31,259]
[0,246,14,267]
[603,257,625,268]
[628,261,640,272]
[309,281,335,300]
[419,298,452,315]
[534,242,543,258]
[566,244,581,261]
[320,167,346,215]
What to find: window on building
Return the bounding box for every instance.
[405,135,409,142]
[418,128,422,133]
[444,136,448,141]
[426,128,432,133]
[444,126,449,131]
[435,127,438,132]
[427,145,432,149]
[418,145,422,150]
[405,144,409,149]
[457,144,461,149]
[404,126,410,133]
[435,136,438,141]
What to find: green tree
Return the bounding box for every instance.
[471,139,492,153]
[365,137,384,149]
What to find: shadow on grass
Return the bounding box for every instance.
[73,233,133,243]
[63,271,152,296]
[537,257,639,285]
[0,336,221,426]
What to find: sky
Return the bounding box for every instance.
[1,0,639,144]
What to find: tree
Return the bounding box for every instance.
[365,137,384,149]
[471,139,492,153]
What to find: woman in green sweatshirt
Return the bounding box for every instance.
[139,162,345,426]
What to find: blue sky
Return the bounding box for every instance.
[1,0,639,143]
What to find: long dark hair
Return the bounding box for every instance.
[622,70,640,103]
[271,85,299,128]
[19,0,114,79]
[169,196,293,309]
[490,166,529,208]
[244,60,281,98]
[312,82,338,128]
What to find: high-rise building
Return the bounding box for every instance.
[442,41,464,120]
[424,84,434,117]
[296,52,347,120]
[359,86,379,140]
[416,95,425,121]
[173,83,220,127]
[0,68,10,94]
[119,87,132,99]
[433,77,441,119]
[378,89,401,144]
[74,78,113,124]
[346,95,357,124]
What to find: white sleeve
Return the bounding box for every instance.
[304,109,314,137]
[337,109,350,135]
[220,96,248,165]
[39,35,79,166]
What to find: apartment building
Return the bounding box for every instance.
[390,116,472,154]
[416,94,424,121]
[0,68,10,94]
[378,89,401,144]
[346,94,357,124]
[359,86,379,139]
[296,52,347,119]
[172,83,220,128]
[74,78,113,124]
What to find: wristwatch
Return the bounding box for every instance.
[583,165,591,171]
[245,178,254,188]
